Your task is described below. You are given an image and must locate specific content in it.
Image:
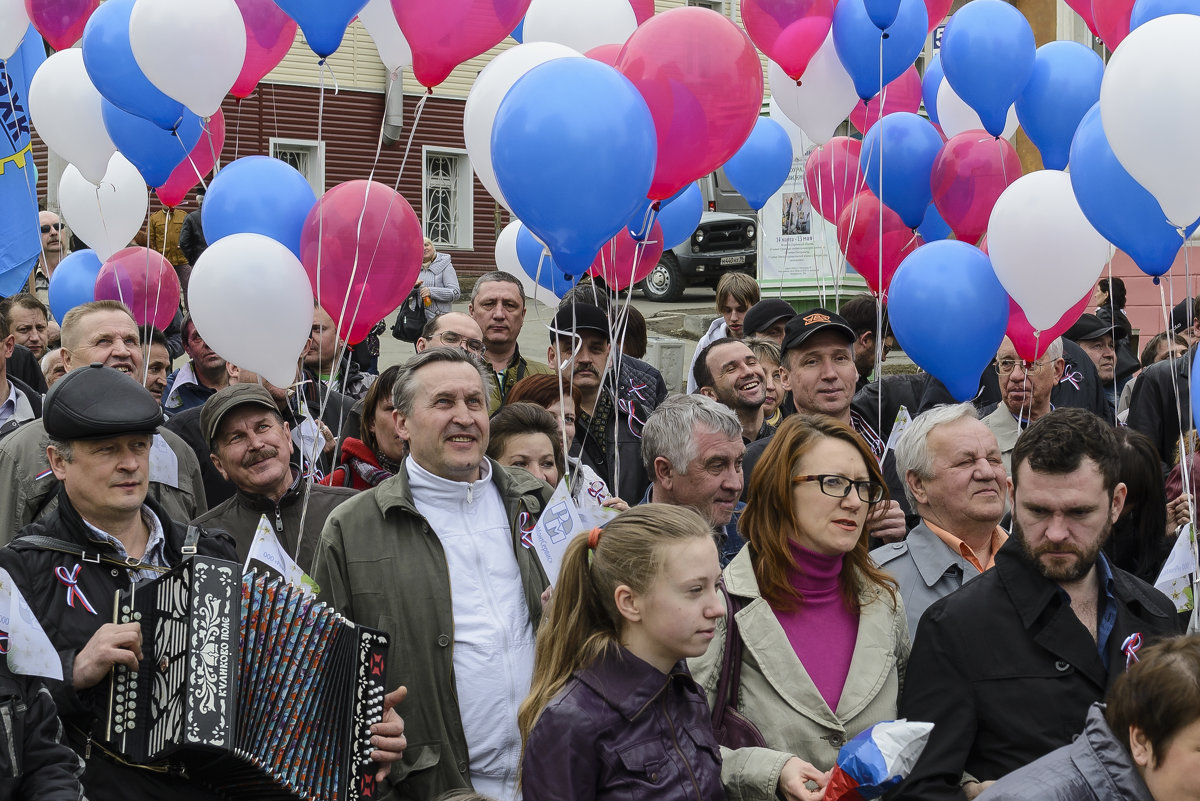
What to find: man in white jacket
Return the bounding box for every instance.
[686,272,760,394]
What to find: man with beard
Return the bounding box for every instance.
[693,338,772,443]
[891,408,1181,801]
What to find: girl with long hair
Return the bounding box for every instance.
[519,504,726,801]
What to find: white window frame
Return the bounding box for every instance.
[269,137,326,196]
[421,146,473,250]
[688,0,727,13]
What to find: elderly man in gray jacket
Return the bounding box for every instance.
[872,403,1010,636]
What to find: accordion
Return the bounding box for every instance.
[103,556,390,801]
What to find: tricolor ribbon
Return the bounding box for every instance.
[0,631,8,655]
[1059,368,1082,391]
[518,512,535,549]
[627,381,648,402]
[55,564,97,615]
[616,399,646,438]
[1121,632,1143,670]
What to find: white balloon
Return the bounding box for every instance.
[523,0,637,53]
[59,154,149,262]
[28,50,117,185]
[464,43,583,211]
[130,0,247,118]
[1101,14,1200,228]
[0,1,29,61]
[987,170,1110,331]
[937,80,1019,140]
[189,233,314,387]
[768,35,858,146]
[359,0,412,75]
[495,221,559,306]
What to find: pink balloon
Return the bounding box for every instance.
[1005,291,1091,361]
[231,0,299,99]
[930,132,1021,247]
[589,220,664,291]
[850,66,922,135]
[836,190,923,296]
[156,110,226,208]
[1066,0,1101,38]
[25,0,98,51]
[616,8,764,200]
[629,0,654,24]
[741,0,836,82]
[923,0,953,33]
[804,137,864,224]
[299,180,423,344]
[1092,0,1134,50]
[586,43,622,66]
[394,0,531,89]
[94,247,181,330]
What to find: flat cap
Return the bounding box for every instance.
[781,307,856,355]
[201,383,279,447]
[548,303,610,341]
[1171,297,1194,334]
[744,298,796,336]
[1064,313,1116,343]
[44,364,162,440]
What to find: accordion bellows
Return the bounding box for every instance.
[105,557,390,801]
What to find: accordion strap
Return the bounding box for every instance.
[73,725,185,777]
[16,535,170,574]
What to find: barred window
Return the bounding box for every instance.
[269,138,325,195]
[422,148,473,249]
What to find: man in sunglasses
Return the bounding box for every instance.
[34,213,68,302]
[981,336,1065,474]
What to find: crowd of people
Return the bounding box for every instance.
[0,229,1198,801]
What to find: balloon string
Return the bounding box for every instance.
[232,97,243,162]
[395,91,431,191]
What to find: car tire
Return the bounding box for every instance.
[640,252,685,302]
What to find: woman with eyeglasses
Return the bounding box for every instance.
[690,413,909,801]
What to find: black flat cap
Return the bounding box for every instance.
[1064,313,1116,343]
[44,364,162,440]
[780,307,856,354]
[744,298,796,336]
[548,303,610,341]
[201,383,279,447]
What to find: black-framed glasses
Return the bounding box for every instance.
[40,222,63,234]
[435,330,484,354]
[995,358,1048,376]
[792,474,885,503]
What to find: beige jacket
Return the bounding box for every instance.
[689,548,911,801]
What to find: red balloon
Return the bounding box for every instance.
[616,7,764,200]
[156,110,226,208]
[94,247,181,330]
[804,137,864,224]
[25,0,98,51]
[837,190,923,296]
[1065,0,1101,38]
[585,43,622,66]
[394,0,531,88]
[923,0,953,33]
[930,132,1021,247]
[299,180,423,344]
[741,0,836,82]
[850,66,922,135]
[230,0,298,99]
[1092,0,1134,50]
[1005,291,1090,361]
[629,0,654,24]
[589,221,664,291]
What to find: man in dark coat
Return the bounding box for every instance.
[892,408,1181,801]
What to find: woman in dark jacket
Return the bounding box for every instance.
[322,366,404,490]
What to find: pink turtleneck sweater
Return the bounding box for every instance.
[772,542,859,711]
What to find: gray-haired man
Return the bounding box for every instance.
[640,394,746,565]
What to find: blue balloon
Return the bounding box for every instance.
[1191,348,1200,430]
[271,0,368,59]
[1014,42,1103,171]
[917,203,952,241]
[516,225,575,296]
[833,0,928,101]
[889,240,1009,401]
[865,0,903,30]
[922,54,943,125]
[48,250,104,323]
[1068,104,1197,277]
[82,0,185,131]
[722,118,794,211]
[492,58,657,275]
[512,18,525,43]
[940,0,1035,138]
[102,100,203,187]
[860,112,943,229]
[1132,0,1200,30]
[201,156,317,258]
[655,183,704,249]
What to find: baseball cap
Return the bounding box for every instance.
[1171,298,1195,334]
[200,383,279,447]
[548,303,610,341]
[44,364,162,440]
[743,298,797,337]
[780,307,856,354]
[1063,313,1116,343]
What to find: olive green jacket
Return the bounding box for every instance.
[486,347,554,415]
[311,458,552,801]
[689,548,911,801]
